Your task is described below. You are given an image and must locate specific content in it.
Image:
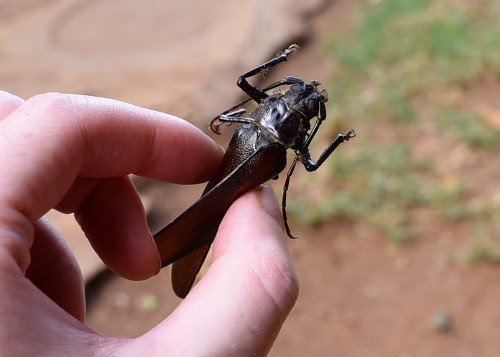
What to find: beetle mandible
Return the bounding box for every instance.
[154,44,356,298]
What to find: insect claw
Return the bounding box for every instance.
[285,44,300,56]
[274,44,299,60]
[344,129,356,140]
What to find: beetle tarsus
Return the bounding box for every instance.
[344,129,356,140]
[284,44,299,56]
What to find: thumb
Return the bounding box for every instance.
[128,185,299,356]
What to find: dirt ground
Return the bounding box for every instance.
[3,0,500,356]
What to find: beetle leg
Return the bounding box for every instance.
[283,129,354,239]
[219,107,246,118]
[237,44,299,103]
[301,100,327,151]
[259,76,305,93]
[210,109,256,134]
[210,97,251,133]
[301,129,356,172]
[211,46,303,135]
[296,97,355,171]
[219,112,254,125]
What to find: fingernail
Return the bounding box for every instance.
[258,184,290,254]
[258,184,282,224]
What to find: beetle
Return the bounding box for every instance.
[154,44,355,298]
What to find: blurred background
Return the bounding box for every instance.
[2,0,500,355]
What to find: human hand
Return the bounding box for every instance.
[0,91,298,356]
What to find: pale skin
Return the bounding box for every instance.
[0,90,299,356]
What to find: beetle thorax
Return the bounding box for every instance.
[251,92,310,149]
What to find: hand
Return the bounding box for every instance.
[0,91,298,355]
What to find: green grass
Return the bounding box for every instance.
[436,109,500,149]
[289,141,437,244]
[462,203,500,263]
[289,0,500,251]
[327,0,500,128]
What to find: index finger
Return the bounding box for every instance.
[0,91,24,119]
[0,92,223,221]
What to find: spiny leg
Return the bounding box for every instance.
[210,98,253,134]
[237,44,299,103]
[218,109,254,126]
[259,76,305,93]
[301,129,356,172]
[210,45,303,135]
[282,129,355,238]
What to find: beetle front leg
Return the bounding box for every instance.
[301,129,356,172]
[219,109,255,125]
[210,108,256,134]
[237,44,299,103]
[259,76,306,93]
